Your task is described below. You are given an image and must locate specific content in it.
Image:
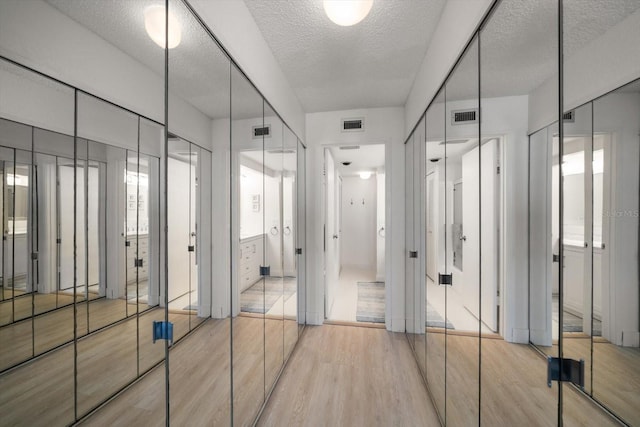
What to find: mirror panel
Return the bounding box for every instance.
[444,35,480,427]
[232,64,266,426]
[296,138,306,337]
[425,89,446,422]
[283,125,298,360]
[0,54,75,425]
[263,103,284,396]
[591,79,640,426]
[415,115,426,375]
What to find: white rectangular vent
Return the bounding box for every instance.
[339,145,360,150]
[451,109,478,125]
[252,124,271,139]
[563,111,575,122]
[341,118,364,132]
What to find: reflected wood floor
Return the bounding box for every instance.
[257,324,440,426]
[0,308,192,426]
[0,296,166,372]
[420,331,622,426]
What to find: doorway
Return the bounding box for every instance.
[324,144,385,324]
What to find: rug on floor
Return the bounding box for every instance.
[241,277,297,314]
[426,302,454,329]
[356,281,385,323]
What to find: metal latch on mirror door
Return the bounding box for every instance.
[152,321,173,345]
[260,266,270,276]
[439,273,452,286]
[547,357,584,389]
[134,258,144,268]
[409,251,418,258]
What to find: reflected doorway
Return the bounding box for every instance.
[324,144,386,324]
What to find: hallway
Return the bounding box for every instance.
[258,324,439,426]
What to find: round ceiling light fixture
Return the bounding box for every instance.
[323,0,373,27]
[359,171,372,180]
[144,5,182,49]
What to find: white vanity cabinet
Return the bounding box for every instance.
[126,234,149,284]
[239,234,264,292]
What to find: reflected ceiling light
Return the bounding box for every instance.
[359,171,372,180]
[323,0,373,27]
[144,5,181,49]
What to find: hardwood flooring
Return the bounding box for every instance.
[257,324,440,427]
[84,315,295,427]
[0,308,191,426]
[420,330,622,426]
[0,296,149,371]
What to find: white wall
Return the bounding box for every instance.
[0,0,212,149]
[529,9,640,133]
[305,107,405,331]
[340,176,377,270]
[426,95,530,342]
[376,170,386,281]
[190,0,306,139]
[404,0,493,136]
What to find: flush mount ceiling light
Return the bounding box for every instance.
[144,5,181,49]
[359,171,372,180]
[323,0,373,27]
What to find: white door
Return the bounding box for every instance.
[462,139,499,332]
[324,149,339,318]
[426,173,436,281]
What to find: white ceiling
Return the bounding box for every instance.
[329,144,385,176]
[43,0,640,122]
[446,0,640,101]
[243,0,447,113]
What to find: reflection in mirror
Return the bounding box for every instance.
[296,138,306,338]
[283,125,298,360]
[424,89,446,422]
[414,116,426,378]
[405,130,416,356]
[0,56,75,424]
[479,0,563,424]
[263,104,284,396]
[444,35,480,427]
[233,63,266,426]
[560,102,593,395]
[76,92,139,418]
[591,79,640,426]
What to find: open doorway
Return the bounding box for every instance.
[324,144,385,324]
[424,137,501,334]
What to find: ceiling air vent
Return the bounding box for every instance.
[252,124,271,139]
[341,118,364,132]
[563,110,575,122]
[339,145,360,150]
[451,109,478,125]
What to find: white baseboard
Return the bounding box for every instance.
[306,311,323,325]
[622,330,640,347]
[510,328,529,344]
[529,328,551,347]
[390,316,405,332]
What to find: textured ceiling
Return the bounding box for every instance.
[329,144,385,176]
[43,0,640,120]
[447,0,640,101]
[244,0,447,113]
[46,0,234,120]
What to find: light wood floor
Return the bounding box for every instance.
[257,324,441,426]
[84,315,295,427]
[419,330,622,426]
[0,308,192,426]
[564,337,640,426]
[0,296,156,371]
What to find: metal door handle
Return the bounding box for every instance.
[333,234,338,239]
[460,235,467,241]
